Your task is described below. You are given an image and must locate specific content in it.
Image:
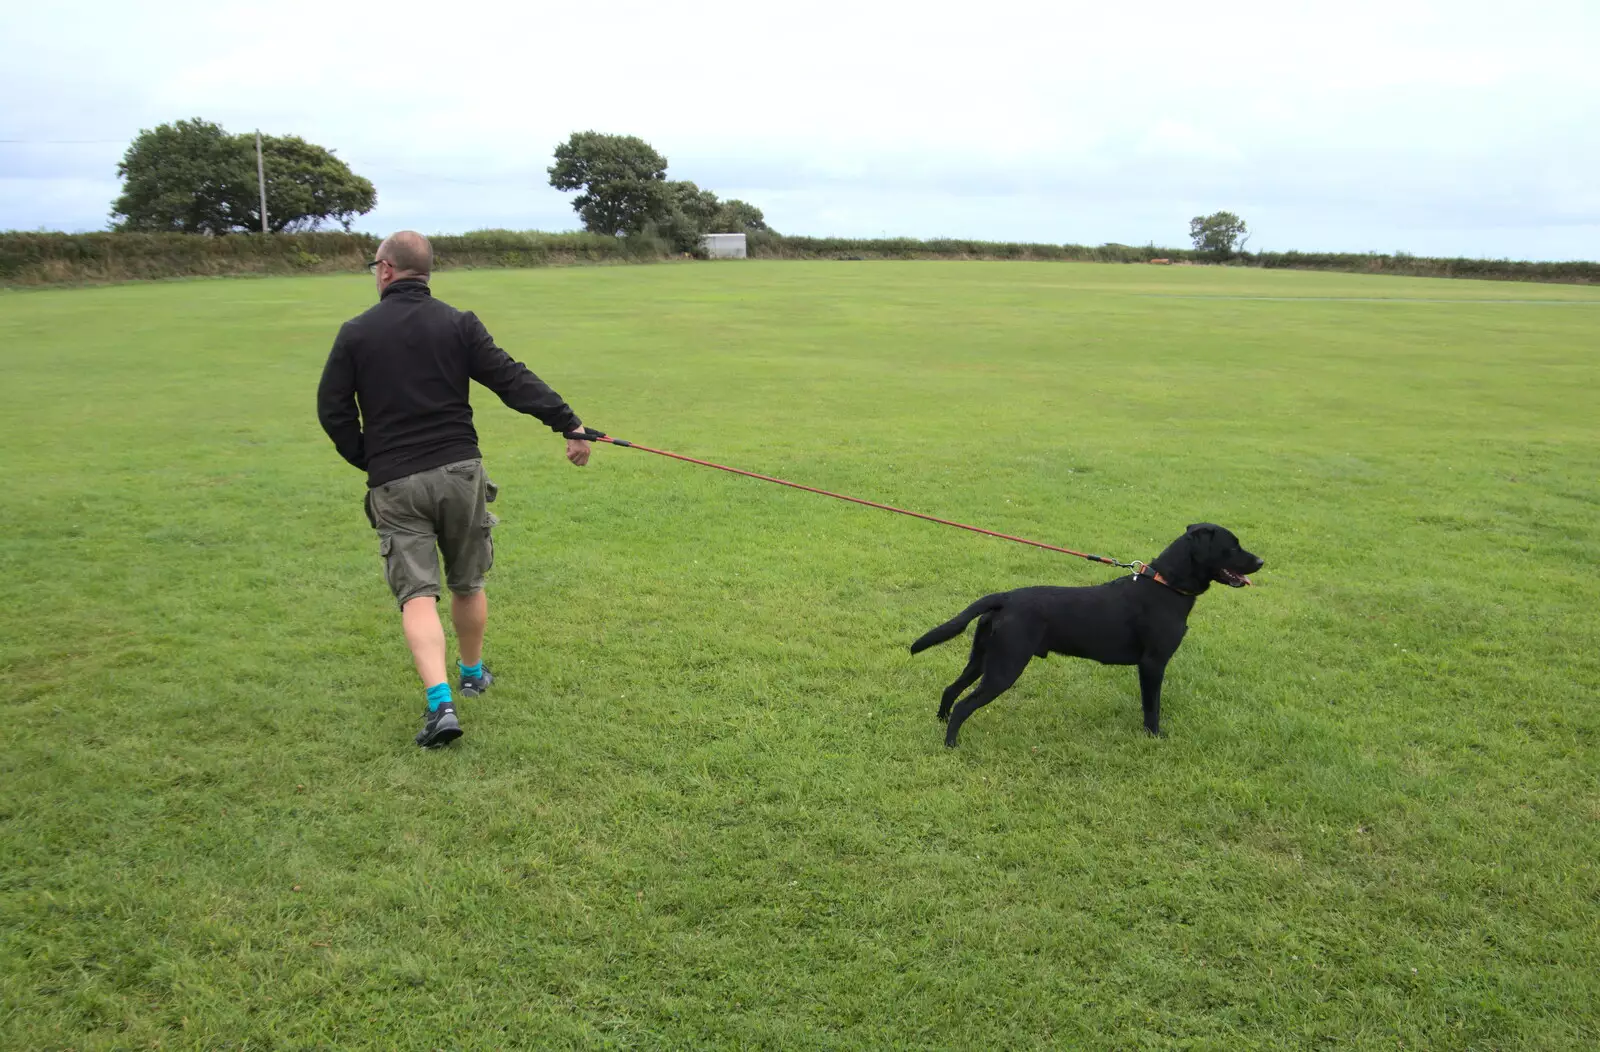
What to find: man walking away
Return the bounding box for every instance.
[317,231,591,747]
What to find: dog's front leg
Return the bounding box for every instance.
[1137,658,1168,736]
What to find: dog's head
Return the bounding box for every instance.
[1151,523,1265,594]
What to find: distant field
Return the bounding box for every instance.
[2,262,1597,1049]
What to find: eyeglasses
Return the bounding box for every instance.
[365,258,392,273]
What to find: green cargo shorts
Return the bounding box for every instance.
[364,459,500,609]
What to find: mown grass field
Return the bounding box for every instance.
[2,261,1597,1049]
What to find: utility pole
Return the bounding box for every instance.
[255,130,269,234]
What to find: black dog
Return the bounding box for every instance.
[911,523,1264,746]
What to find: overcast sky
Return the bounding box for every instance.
[2,0,1596,259]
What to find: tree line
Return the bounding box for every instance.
[109,120,1260,259]
[108,121,774,249]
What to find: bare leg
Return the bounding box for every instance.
[401,596,449,687]
[451,590,487,668]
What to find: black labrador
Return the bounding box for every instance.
[911,523,1264,746]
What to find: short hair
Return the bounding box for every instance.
[380,231,433,277]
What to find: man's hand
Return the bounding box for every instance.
[565,424,591,467]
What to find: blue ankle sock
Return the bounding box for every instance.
[425,682,452,712]
[459,660,483,679]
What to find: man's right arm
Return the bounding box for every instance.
[316,325,368,471]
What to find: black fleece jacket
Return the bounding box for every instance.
[317,279,580,487]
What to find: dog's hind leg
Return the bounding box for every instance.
[944,634,1034,748]
[937,617,992,722]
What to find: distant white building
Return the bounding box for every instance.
[700,232,747,259]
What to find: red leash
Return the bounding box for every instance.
[566,429,1141,570]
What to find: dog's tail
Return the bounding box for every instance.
[909,595,1005,654]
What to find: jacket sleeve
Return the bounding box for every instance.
[462,311,580,434]
[317,324,368,471]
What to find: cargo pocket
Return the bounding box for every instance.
[379,534,403,598]
[480,511,499,575]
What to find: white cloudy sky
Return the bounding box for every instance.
[3,0,1597,259]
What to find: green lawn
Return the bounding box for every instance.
[2,261,1597,1050]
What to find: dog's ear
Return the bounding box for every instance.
[1186,524,1218,570]
[1186,523,1206,534]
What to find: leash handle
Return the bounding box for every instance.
[564,427,632,447]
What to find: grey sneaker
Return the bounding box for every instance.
[460,667,494,698]
[415,701,462,748]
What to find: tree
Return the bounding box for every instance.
[653,179,722,253]
[111,118,375,234]
[548,131,669,237]
[668,180,722,230]
[711,199,769,233]
[1189,211,1249,257]
[251,134,376,232]
[110,119,246,234]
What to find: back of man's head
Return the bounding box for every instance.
[380,231,433,279]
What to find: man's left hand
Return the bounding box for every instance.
[565,425,591,467]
